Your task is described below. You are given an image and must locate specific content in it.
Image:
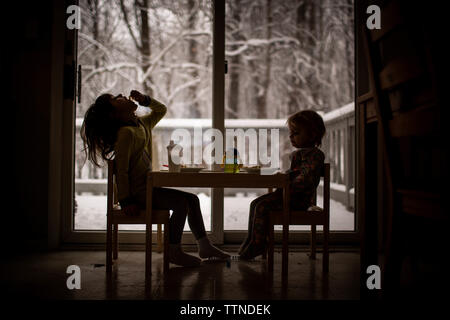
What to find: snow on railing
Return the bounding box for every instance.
[322,102,354,123]
[321,102,355,209]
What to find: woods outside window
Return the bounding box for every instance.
[67,0,356,245]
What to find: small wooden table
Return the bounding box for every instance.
[145,171,291,279]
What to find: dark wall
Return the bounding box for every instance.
[1,1,57,254]
[356,0,449,299]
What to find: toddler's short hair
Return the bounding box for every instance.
[287,110,326,147]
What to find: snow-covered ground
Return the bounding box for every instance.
[75,193,354,231]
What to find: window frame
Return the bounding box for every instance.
[61,0,360,247]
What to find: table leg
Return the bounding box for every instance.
[145,176,153,281]
[282,183,289,281]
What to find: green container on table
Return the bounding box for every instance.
[224,148,239,173]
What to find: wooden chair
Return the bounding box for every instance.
[106,160,170,278]
[267,163,330,273]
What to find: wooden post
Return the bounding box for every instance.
[164,222,169,274]
[212,0,225,246]
[106,161,113,273]
[323,164,330,273]
[344,123,350,208]
[113,223,118,260]
[362,24,396,295]
[337,129,342,184]
[282,176,290,280]
[156,224,163,253]
[268,217,274,273]
[145,173,153,281]
[332,130,337,182]
[310,224,316,259]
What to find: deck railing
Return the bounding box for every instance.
[321,103,355,209]
[74,102,355,209]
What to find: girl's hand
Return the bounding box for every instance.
[123,203,140,216]
[129,90,148,105]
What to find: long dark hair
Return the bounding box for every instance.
[80,93,121,167]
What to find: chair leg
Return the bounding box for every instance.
[106,222,112,273]
[145,223,152,281]
[268,220,274,273]
[163,222,170,274]
[323,221,329,273]
[113,223,118,260]
[156,224,163,253]
[310,224,316,260]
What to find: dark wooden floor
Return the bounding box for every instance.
[1,248,360,300]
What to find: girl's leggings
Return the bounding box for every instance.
[149,187,207,244]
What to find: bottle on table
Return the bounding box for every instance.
[224,137,240,173]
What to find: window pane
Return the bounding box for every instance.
[224,0,355,231]
[74,0,212,231]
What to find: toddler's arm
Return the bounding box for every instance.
[289,150,324,193]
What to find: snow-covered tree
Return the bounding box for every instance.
[77,0,353,119]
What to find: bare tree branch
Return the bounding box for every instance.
[119,0,142,51]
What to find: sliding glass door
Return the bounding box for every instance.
[223,0,356,243]
[66,0,357,245]
[71,0,216,243]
